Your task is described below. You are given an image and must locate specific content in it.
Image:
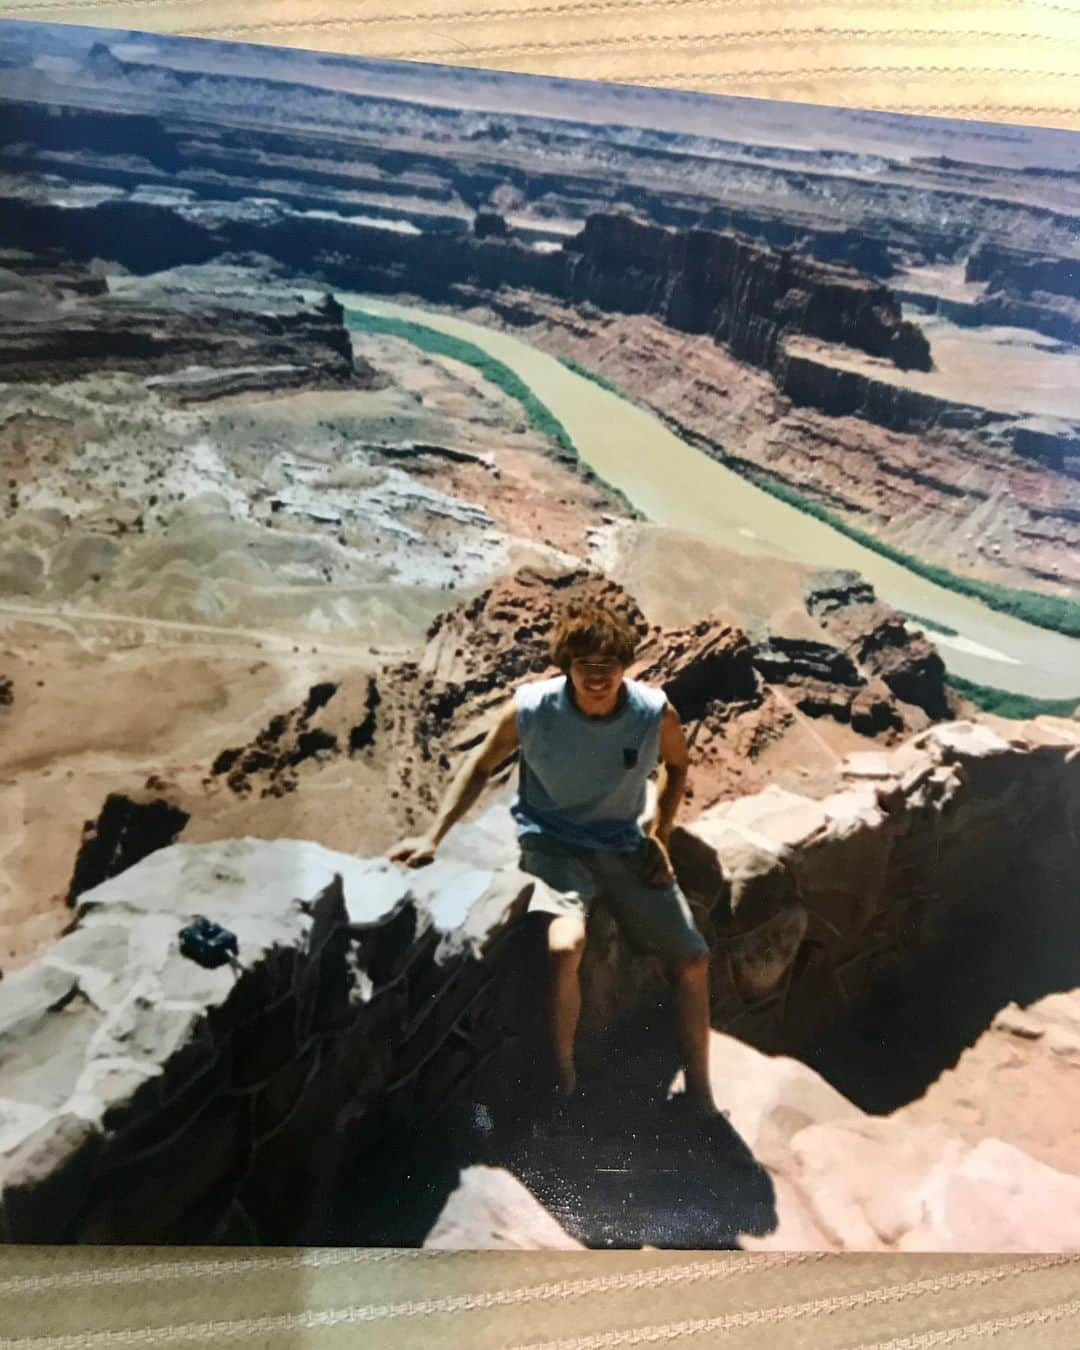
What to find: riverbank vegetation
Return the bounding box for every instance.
[946,673,1078,720]
[559,352,1080,640]
[755,476,1080,639]
[344,309,640,515]
[558,356,629,400]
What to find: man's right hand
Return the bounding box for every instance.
[387,835,437,868]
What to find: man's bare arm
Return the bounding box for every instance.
[428,698,520,845]
[388,698,520,865]
[650,701,690,846]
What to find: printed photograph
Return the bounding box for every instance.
[0,18,1078,1250]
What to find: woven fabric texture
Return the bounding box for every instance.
[0,1,1078,1344]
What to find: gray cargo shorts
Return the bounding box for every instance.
[519,831,709,966]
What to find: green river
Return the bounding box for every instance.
[347,294,1078,701]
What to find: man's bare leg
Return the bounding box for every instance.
[547,915,587,1096]
[673,954,716,1112]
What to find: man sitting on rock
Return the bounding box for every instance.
[389,600,717,1115]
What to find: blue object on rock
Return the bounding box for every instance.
[179,915,239,969]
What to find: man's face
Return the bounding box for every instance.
[567,653,626,716]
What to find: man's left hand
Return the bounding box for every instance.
[642,832,674,887]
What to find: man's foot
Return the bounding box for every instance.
[530,1081,585,1144]
[666,1091,729,1124]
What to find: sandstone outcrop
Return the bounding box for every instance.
[804,570,950,720]
[778,347,994,436]
[66,793,190,907]
[668,717,1079,1054]
[207,679,356,800]
[3,29,1078,1251]
[425,1014,1080,1251]
[1,715,1075,1244]
[742,1119,1080,1252]
[185,563,951,848]
[383,567,651,825]
[965,241,1080,346]
[468,297,1080,592]
[0,838,539,1242]
[0,251,107,300]
[5,27,1079,593]
[632,620,760,720]
[4,75,1078,587]
[703,1032,1080,1253]
[406,567,946,811]
[0,253,366,395]
[565,214,931,373]
[0,96,181,174]
[7,42,1075,284]
[896,990,1080,1177]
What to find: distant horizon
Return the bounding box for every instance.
[4,17,1080,172]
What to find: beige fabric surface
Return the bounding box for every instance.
[1,0,1080,126]
[1,0,1079,1344]
[0,1250,1079,1347]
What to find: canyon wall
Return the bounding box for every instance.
[0,251,362,393]
[0,177,928,390]
[5,91,1077,548]
[0,843,539,1243]
[965,242,1080,346]
[564,214,930,371]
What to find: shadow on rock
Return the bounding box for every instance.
[494,1013,776,1248]
[314,1112,469,1246]
[323,1002,776,1249]
[804,822,1080,1114]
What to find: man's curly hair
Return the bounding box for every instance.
[549,601,638,672]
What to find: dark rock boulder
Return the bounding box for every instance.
[474,210,509,240]
[0,254,367,393]
[65,794,190,906]
[632,619,760,721]
[804,570,950,720]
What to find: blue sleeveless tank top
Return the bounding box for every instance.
[511,675,667,852]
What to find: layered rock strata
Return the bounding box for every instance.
[0,186,927,386]
[0,253,364,395]
[199,564,948,839]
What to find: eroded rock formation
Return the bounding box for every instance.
[804,570,950,719]
[3,31,1078,591]
[566,214,931,372]
[965,241,1080,346]
[65,792,190,906]
[153,564,953,855]
[208,680,348,800]
[0,841,539,1242]
[0,253,367,395]
[0,184,929,393]
[2,714,1075,1245]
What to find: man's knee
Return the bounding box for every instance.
[548,915,587,969]
[673,951,709,982]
